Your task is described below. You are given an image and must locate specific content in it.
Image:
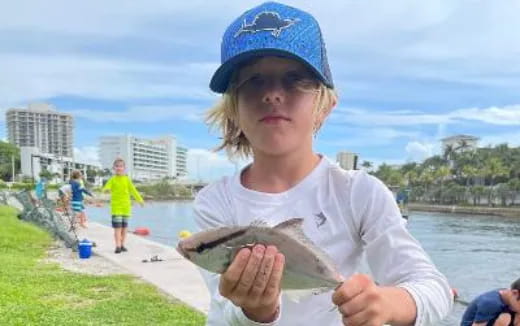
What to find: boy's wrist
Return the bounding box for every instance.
[242,305,279,323]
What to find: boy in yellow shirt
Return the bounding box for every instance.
[102,158,144,253]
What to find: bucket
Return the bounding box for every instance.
[78,239,92,259]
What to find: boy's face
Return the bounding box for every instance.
[236,56,322,157]
[114,162,125,175]
[510,289,520,312]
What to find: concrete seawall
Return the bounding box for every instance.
[409,203,520,218]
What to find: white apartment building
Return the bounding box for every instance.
[336,151,358,170]
[176,146,188,177]
[20,146,101,184]
[441,134,479,153]
[6,103,74,158]
[99,135,187,181]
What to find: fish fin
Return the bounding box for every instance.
[273,218,311,244]
[250,219,269,227]
[275,218,342,280]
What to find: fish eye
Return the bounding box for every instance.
[196,243,207,253]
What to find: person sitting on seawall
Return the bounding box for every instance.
[461,278,520,326]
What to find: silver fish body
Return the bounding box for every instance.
[177,218,342,291]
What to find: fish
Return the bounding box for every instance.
[176,218,343,295]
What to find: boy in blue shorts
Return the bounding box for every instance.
[102,158,144,254]
[69,170,93,228]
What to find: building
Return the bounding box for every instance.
[6,103,73,158]
[176,146,188,178]
[336,151,358,170]
[441,134,479,153]
[20,146,101,184]
[99,135,187,181]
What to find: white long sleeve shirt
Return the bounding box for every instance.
[194,156,453,325]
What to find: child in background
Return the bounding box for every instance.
[34,177,46,205]
[58,181,72,214]
[69,170,93,228]
[102,158,144,254]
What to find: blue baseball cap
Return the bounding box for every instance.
[210,2,334,93]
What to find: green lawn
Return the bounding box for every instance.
[0,205,206,326]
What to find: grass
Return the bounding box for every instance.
[0,205,206,326]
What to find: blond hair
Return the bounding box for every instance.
[113,158,125,167]
[206,83,338,159]
[71,170,82,180]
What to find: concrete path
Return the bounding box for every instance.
[76,222,210,314]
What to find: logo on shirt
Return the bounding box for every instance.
[234,11,299,38]
[314,212,327,228]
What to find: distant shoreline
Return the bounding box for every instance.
[409,203,520,218]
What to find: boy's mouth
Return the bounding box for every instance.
[260,115,290,123]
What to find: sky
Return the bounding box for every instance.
[1,0,519,181]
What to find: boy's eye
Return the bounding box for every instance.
[236,71,319,92]
[239,74,266,88]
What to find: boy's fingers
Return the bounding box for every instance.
[263,253,284,298]
[219,248,251,296]
[233,245,265,297]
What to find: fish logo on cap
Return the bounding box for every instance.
[234,11,299,38]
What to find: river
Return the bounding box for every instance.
[86,202,520,325]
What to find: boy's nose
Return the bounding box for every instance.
[261,79,285,105]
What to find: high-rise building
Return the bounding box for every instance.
[99,135,187,181]
[336,151,358,170]
[6,103,74,158]
[176,146,188,177]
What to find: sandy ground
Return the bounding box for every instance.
[44,240,129,276]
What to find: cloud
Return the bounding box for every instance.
[320,127,423,148]
[452,105,520,126]
[479,131,520,148]
[331,104,520,127]
[405,141,436,162]
[74,146,101,166]
[187,148,250,182]
[0,54,216,109]
[67,104,206,123]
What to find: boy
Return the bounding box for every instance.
[461,278,520,326]
[58,181,72,214]
[34,177,46,205]
[195,2,452,325]
[102,158,144,254]
[69,170,93,228]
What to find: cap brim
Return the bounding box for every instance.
[209,49,332,93]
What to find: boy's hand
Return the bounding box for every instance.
[332,274,391,326]
[219,245,285,323]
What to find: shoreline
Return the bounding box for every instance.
[409,203,520,218]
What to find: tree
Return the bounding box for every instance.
[361,160,373,172]
[507,178,520,205]
[0,141,21,181]
[39,169,53,180]
[483,157,509,206]
[434,165,451,204]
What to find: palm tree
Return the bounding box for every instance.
[435,165,451,204]
[443,144,455,162]
[507,178,520,205]
[483,157,509,206]
[361,160,373,172]
[469,185,486,206]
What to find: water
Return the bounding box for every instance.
[86,202,520,325]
